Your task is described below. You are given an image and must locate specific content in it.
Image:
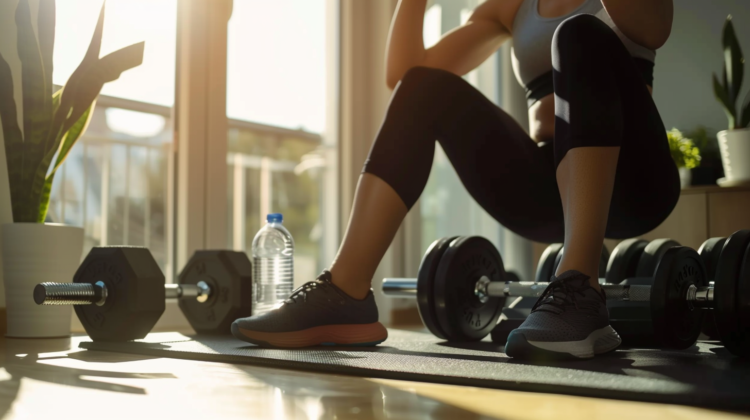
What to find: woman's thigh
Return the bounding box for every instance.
[430,72,565,243]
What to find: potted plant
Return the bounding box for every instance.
[0,0,143,337]
[667,128,701,188]
[685,126,724,185]
[713,15,750,186]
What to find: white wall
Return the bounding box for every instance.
[653,0,750,134]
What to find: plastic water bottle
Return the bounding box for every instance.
[251,213,294,315]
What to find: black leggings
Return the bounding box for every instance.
[363,14,680,244]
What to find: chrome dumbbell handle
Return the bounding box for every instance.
[383,277,712,305]
[35,281,212,306]
[34,281,108,306]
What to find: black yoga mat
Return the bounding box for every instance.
[79,329,750,410]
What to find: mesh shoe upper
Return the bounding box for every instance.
[233,271,379,333]
[515,270,610,342]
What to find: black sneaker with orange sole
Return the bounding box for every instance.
[231,271,388,348]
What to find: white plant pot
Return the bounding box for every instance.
[2,223,84,338]
[678,166,692,189]
[718,128,750,183]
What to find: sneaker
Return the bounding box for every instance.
[231,271,388,348]
[504,270,621,359]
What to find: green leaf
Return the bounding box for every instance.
[37,101,96,223]
[49,2,106,149]
[16,0,55,223]
[740,90,750,128]
[16,0,50,146]
[723,16,744,105]
[34,41,144,221]
[714,73,737,129]
[38,0,55,111]
[0,52,28,222]
[37,175,54,224]
[48,99,95,180]
[60,42,144,137]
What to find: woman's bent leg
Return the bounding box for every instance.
[332,67,565,298]
[550,14,679,286]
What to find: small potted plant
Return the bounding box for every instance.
[713,15,750,186]
[667,128,701,188]
[685,126,724,185]
[0,0,143,337]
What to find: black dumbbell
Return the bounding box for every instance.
[697,237,726,340]
[383,233,750,357]
[33,247,253,341]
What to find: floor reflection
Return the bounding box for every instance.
[0,335,496,420]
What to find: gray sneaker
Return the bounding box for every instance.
[505,270,621,359]
[231,271,388,348]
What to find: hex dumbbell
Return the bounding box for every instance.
[33,247,252,341]
[382,233,750,357]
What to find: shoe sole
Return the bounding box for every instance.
[505,325,621,360]
[232,322,388,348]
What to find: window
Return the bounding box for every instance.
[226,0,336,288]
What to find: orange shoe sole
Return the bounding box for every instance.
[232,322,388,348]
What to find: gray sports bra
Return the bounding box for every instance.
[511,0,656,107]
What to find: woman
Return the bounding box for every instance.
[232,0,678,359]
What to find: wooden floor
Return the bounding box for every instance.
[0,333,746,420]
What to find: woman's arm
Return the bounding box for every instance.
[386,0,510,89]
[601,0,673,50]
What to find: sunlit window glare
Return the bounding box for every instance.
[105,108,166,138]
[227,0,326,133]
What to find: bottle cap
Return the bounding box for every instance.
[267,213,283,223]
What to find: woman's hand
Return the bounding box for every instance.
[386,0,509,89]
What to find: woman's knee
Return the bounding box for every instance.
[552,14,619,60]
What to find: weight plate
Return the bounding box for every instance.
[636,238,681,277]
[736,239,750,356]
[434,236,506,341]
[650,246,707,349]
[698,237,727,280]
[416,237,458,339]
[698,237,726,340]
[178,250,253,334]
[714,230,750,357]
[74,247,165,342]
[536,243,563,283]
[605,238,649,284]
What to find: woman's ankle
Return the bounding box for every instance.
[328,268,372,300]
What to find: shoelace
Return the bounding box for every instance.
[531,278,598,315]
[283,271,332,304]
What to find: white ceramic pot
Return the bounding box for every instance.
[2,223,84,338]
[718,128,750,182]
[678,166,692,189]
